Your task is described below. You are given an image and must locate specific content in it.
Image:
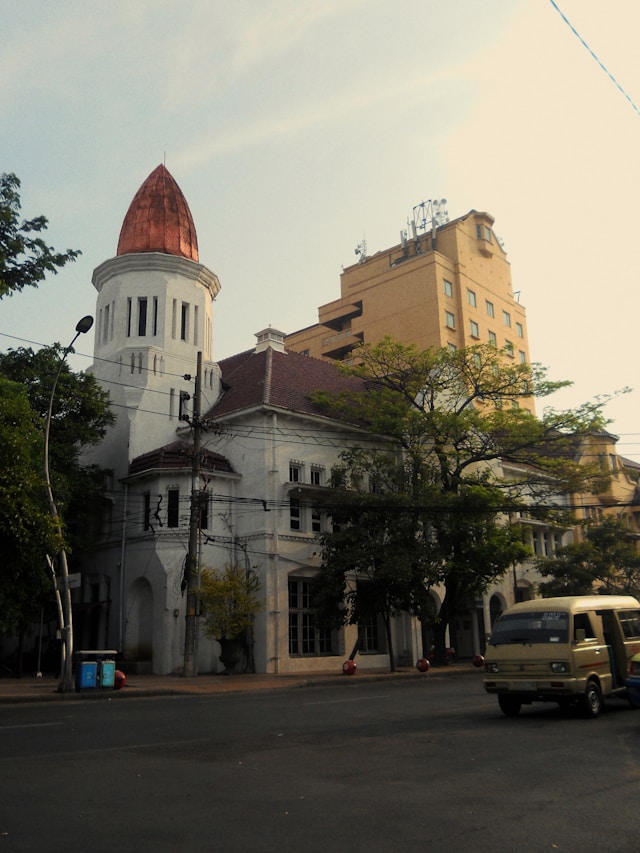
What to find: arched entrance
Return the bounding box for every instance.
[125,577,153,666]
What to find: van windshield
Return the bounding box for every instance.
[489,611,569,645]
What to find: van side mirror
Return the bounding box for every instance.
[575,628,586,643]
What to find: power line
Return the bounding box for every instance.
[549,0,640,117]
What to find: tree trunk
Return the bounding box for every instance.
[432,576,458,666]
[384,615,395,672]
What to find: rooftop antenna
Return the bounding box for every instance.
[411,198,449,250]
[354,235,368,264]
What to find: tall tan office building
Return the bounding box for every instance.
[286,208,531,404]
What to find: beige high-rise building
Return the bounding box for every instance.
[286,207,530,389]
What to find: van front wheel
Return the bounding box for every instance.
[498,695,521,717]
[581,680,603,718]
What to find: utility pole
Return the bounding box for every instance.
[183,351,202,677]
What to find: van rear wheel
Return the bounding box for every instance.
[581,680,603,718]
[498,695,521,717]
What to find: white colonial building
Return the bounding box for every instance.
[80,165,428,674]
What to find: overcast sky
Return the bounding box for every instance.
[2,1,639,459]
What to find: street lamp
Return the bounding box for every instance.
[44,315,93,692]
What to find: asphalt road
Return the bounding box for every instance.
[1,676,639,852]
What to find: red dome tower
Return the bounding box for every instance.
[117,164,199,261]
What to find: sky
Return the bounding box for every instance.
[2,0,640,460]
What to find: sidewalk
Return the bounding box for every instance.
[0,662,482,705]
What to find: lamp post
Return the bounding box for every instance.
[44,315,93,692]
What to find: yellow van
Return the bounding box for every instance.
[484,595,640,717]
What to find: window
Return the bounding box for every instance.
[502,310,511,328]
[289,463,302,482]
[619,610,640,639]
[516,322,524,338]
[199,493,209,530]
[488,330,497,346]
[127,298,132,337]
[443,279,453,297]
[447,342,457,352]
[445,311,455,329]
[288,578,334,655]
[467,289,477,307]
[469,320,479,338]
[310,467,324,486]
[167,489,179,528]
[138,298,147,336]
[103,304,110,343]
[486,300,494,318]
[290,498,301,531]
[152,297,158,336]
[505,340,514,355]
[143,492,151,531]
[519,350,526,364]
[574,613,596,641]
[311,507,322,533]
[181,302,189,341]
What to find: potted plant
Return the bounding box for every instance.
[199,565,262,673]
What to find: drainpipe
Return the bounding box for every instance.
[270,411,280,673]
[119,483,128,653]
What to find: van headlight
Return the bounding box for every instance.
[550,661,569,674]
[485,662,500,673]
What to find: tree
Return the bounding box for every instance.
[0,348,113,661]
[536,515,640,597]
[199,565,262,641]
[0,346,114,542]
[0,379,59,636]
[199,565,262,674]
[0,173,80,299]
[311,338,616,665]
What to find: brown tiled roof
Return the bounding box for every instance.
[206,347,364,420]
[128,440,233,477]
[117,164,199,261]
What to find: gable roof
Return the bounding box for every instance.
[206,347,364,420]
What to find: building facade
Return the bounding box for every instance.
[79,166,430,675]
[286,209,533,413]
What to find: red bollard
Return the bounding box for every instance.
[416,658,430,673]
[472,655,484,668]
[113,670,126,690]
[342,660,357,675]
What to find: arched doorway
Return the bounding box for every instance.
[125,577,153,666]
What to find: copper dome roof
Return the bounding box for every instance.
[116,164,199,261]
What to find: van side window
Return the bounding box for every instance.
[619,610,640,639]
[574,613,596,641]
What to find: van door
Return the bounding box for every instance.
[573,611,612,694]
[613,609,640,681]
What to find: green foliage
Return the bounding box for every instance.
[0,172,80,299]
[199,565,262,640]
[0,379,59,632]
[0,346,114,526]
[0,349,114,633]
[311,337,616,665]
[536,515,640,598]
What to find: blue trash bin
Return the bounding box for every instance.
[75,660,97,691]
[98,660,116,688]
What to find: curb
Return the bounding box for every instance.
[0,664,483,705]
